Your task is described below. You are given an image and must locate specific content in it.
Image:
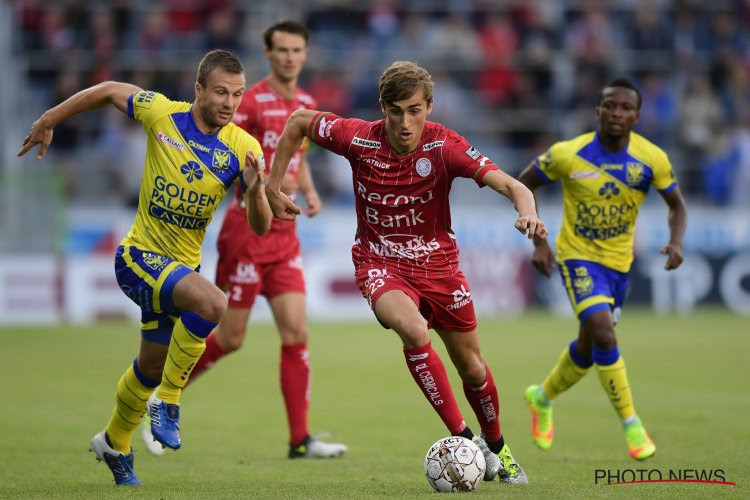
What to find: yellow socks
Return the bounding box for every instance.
[105,359,159,453]
[594,347,635,420]
[157,312,216,404]
[541,340,592,401]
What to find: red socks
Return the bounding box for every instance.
[403,342,466,435]
[462,365,501,443]
[281,343,310,446]
[185,332,227,386]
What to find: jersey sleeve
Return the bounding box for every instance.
[307,112,367,158]
[534,141,566,183]
[127,91,185,131]
[443,130,500,187]
[651,148,678,194]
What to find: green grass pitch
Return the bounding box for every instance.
[0,308,747,498]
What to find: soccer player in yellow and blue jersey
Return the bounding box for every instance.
[17,50,271,485]
[517,78,687,461]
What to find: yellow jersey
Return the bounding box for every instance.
[121,90,263,268]
[535,131,677,273]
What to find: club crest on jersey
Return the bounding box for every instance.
[212,149,230,173]
[180,161,204,183]
[415,158,432,177]
[626,162,644,186]
[142,252,168,271]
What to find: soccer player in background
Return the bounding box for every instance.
[265,61,549,485]
[17,50,271,485]
[142,20,347,459]
[518,78,687,460]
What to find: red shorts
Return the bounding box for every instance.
[215,210,305,309]
[355,266,477,333]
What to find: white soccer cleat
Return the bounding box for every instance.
[288,435,348,458]
[472,435,500,481]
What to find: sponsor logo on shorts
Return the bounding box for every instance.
[352,136,381,148]
[415,158,432,177]
[573,266,593,297]
[231,262,259,284]
[157,132,185,152]
[446,285,472,310]
[288,255,303,270]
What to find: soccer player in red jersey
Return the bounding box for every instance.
[141,21,347,459]
[265,61,549,484]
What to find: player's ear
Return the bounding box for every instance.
[194,81,201,100]
[379,99,386,116]
[426,100,433,116]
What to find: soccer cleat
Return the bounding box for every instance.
[288,435,348,459]
[498,444,528,484]
[147,394,181,450]
[624,417,656,460]
[524,385,554,450]
[471,436,500,482]
[140,410,165,456]
[89,431,142,486]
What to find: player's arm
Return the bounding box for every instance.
[242,151,272,235]
[518,161,556,277]
[296,154,322,217]
[659,186,687,271]
[17,81,141,159]
[266,109,319,220]
[482,168,549,241]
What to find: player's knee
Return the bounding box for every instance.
[221,330,245,352]
[589,327,617,350]
[397,321,429,348]
[199,292,228,323]
[281,324,308,345]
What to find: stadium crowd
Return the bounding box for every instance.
[11,0,750,206]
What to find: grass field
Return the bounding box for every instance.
[0,308,747,498]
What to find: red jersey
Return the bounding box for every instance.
[229,79,317,263]
[307,112,500,278]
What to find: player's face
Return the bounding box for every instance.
[266,31,307,83]
[381,88,433,154]
[195,68,246,131]
[596,87,640,139]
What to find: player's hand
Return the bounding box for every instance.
[515,214,548,240]
[660,241,684,270]
[17,114,54,159]
[531,240,556,278]
[304,189,322,217]
[242,151,265,192]
[265,185,302,221]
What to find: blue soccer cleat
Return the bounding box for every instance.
[89,431,142,486]
[147,394,181,450]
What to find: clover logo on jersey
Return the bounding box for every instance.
[599,181,620,200]
[212,149,230,173]
[180,161,203,183]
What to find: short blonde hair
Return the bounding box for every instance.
[379,61,434,105]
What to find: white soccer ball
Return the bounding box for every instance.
[424,436,486,492]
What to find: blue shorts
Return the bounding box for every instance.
[114,245,194,345]
[558,259,629,323]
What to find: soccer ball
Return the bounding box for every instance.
[424,436,486,492]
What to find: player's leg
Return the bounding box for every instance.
[372,287,469,438]
[586,308,655,460]
[145,271,227,450]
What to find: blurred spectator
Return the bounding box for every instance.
[476,12,520,106]
[565,2,617,85]
[636,72,678,147]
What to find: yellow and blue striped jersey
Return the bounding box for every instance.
[121,91,263,268]
[535,131,677,273]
